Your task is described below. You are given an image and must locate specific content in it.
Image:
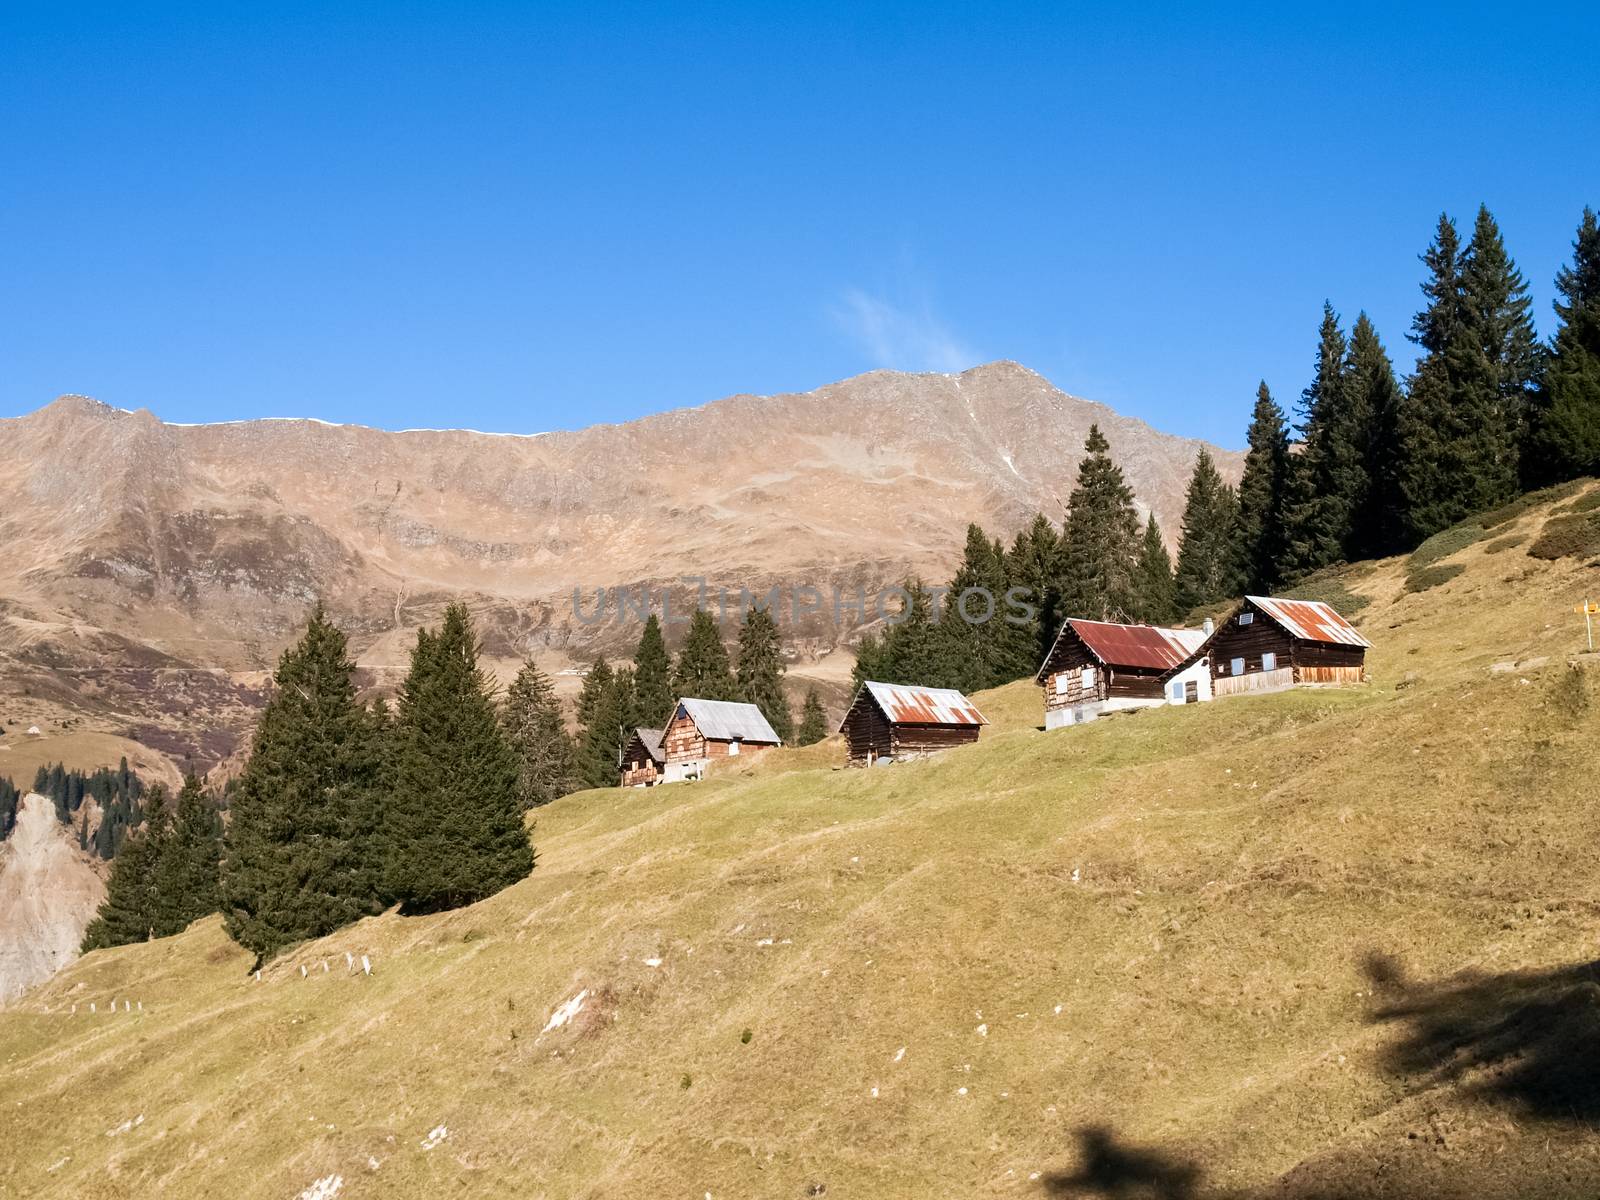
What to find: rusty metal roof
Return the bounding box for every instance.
[676,698,783,744]
[1043,619,1205,674]
[1247,596,1371,648]
[855,681,988,727]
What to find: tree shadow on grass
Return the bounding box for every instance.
[1040,1126,1202,1199]
[1363,950,1600,1121]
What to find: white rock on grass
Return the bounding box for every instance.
[420,1125,449,1150]
[542,989,589,1034]
[296,1174,343,1200]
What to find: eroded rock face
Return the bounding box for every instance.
[0,794,105,1004]
[0,362,1236,677]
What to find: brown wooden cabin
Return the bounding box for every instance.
[660,697,782,783]
[839,681,987,766]
[618,727,665,788]
[1035,619,1211,730]
[1206,595,1370,697]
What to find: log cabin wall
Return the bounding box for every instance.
[662,711,708,762]
[1106,669,1167,701]
[890,724,982,757]
[620,761,660,787]
[1207,602,1296,682]
[1040,635,1106,713]
[842,694,895,764]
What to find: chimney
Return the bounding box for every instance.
[1203,617,1214,635]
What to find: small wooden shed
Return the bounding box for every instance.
[660,698,782,783]
[839,681,987,766]
[1206,596,1370,696]
[1035,619,1211,730]
[618,727,665,788]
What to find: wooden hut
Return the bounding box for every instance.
[660,698,782,783]
[839,681,987,766]
[1206,596,1369,697]
[1035,618,1212,730]
[618,727,665,788]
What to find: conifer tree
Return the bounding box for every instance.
[673,609,737,700]
[631,614,675,728]
[1399,212,1524,539]
[1233,383,1290,591]
[1130,514,1177,624]
[1526,208,1600,483]
[1462,203,1541,477]
[851,630,887,691]
[796,687,829,746]
[576,666,635,790]
[82,786,170,951]
[383,604,534,914]
[1005,513,1063,664]
[1281,304,1362,576]
[735,604,793,742]
[1173,449,1242,611]
[1345,314,1406,558]
[502,660,577,807]
[939,524,1031,692]
[222,606,386,960]
[152,775,222,937]
[576,658,614,732]
[1057,425,1141,621]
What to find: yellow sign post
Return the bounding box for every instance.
[1576,599,1599,651]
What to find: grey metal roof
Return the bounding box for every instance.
[619,727,665,767]
[675,698,782,745]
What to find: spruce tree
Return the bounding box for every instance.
[1345,314,1406,558]
[151,775,222,937]
[673,609,737,700]
[1526,208,1600,483]
[735,604,793,742]
[938,524,1028,692]
[851,630,887,691]
[82,786,169,951]
[1462,203,1541,481]
[1130,514,1177,624]
[1399,211,1526,540]
[796,687,829,746]
[631,614,675,728]
[502,660,577,807]
[576,666,635,790]
[1281,303,1363,576]
[1233,383,1290,590]
[383,604,534,914]
[222,606,386,960]
[1173,449,1242,611]
[1005,513,1063,665]
[1057,425,1141,621]
[576,658,614,732]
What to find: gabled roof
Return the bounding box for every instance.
[674,698,782,744]
[848,681,988,728]
[1246,596,1371,648]
[1035,618,1207,681]
[619,727,665,767]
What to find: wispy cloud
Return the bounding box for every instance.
[831,287,978,373]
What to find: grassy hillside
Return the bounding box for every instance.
[4,489,1600,1199]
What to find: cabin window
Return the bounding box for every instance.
[1262,652,1277,672]
[1239,612,1254,625]
[1169,681,1182,701]
[728,740,740,756]
[1231,657,1245,676]
[1080,666,1095,690]
[1055,673,1069,696]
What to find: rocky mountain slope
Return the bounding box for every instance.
[0,361,1235,771]
[0,793,105,1003]
[3,485,1599,1198]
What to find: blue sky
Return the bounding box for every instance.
[1,3,1595,446]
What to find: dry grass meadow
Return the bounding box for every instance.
[4,488,1600,1199]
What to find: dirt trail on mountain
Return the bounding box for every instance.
[0,793,104,1004]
